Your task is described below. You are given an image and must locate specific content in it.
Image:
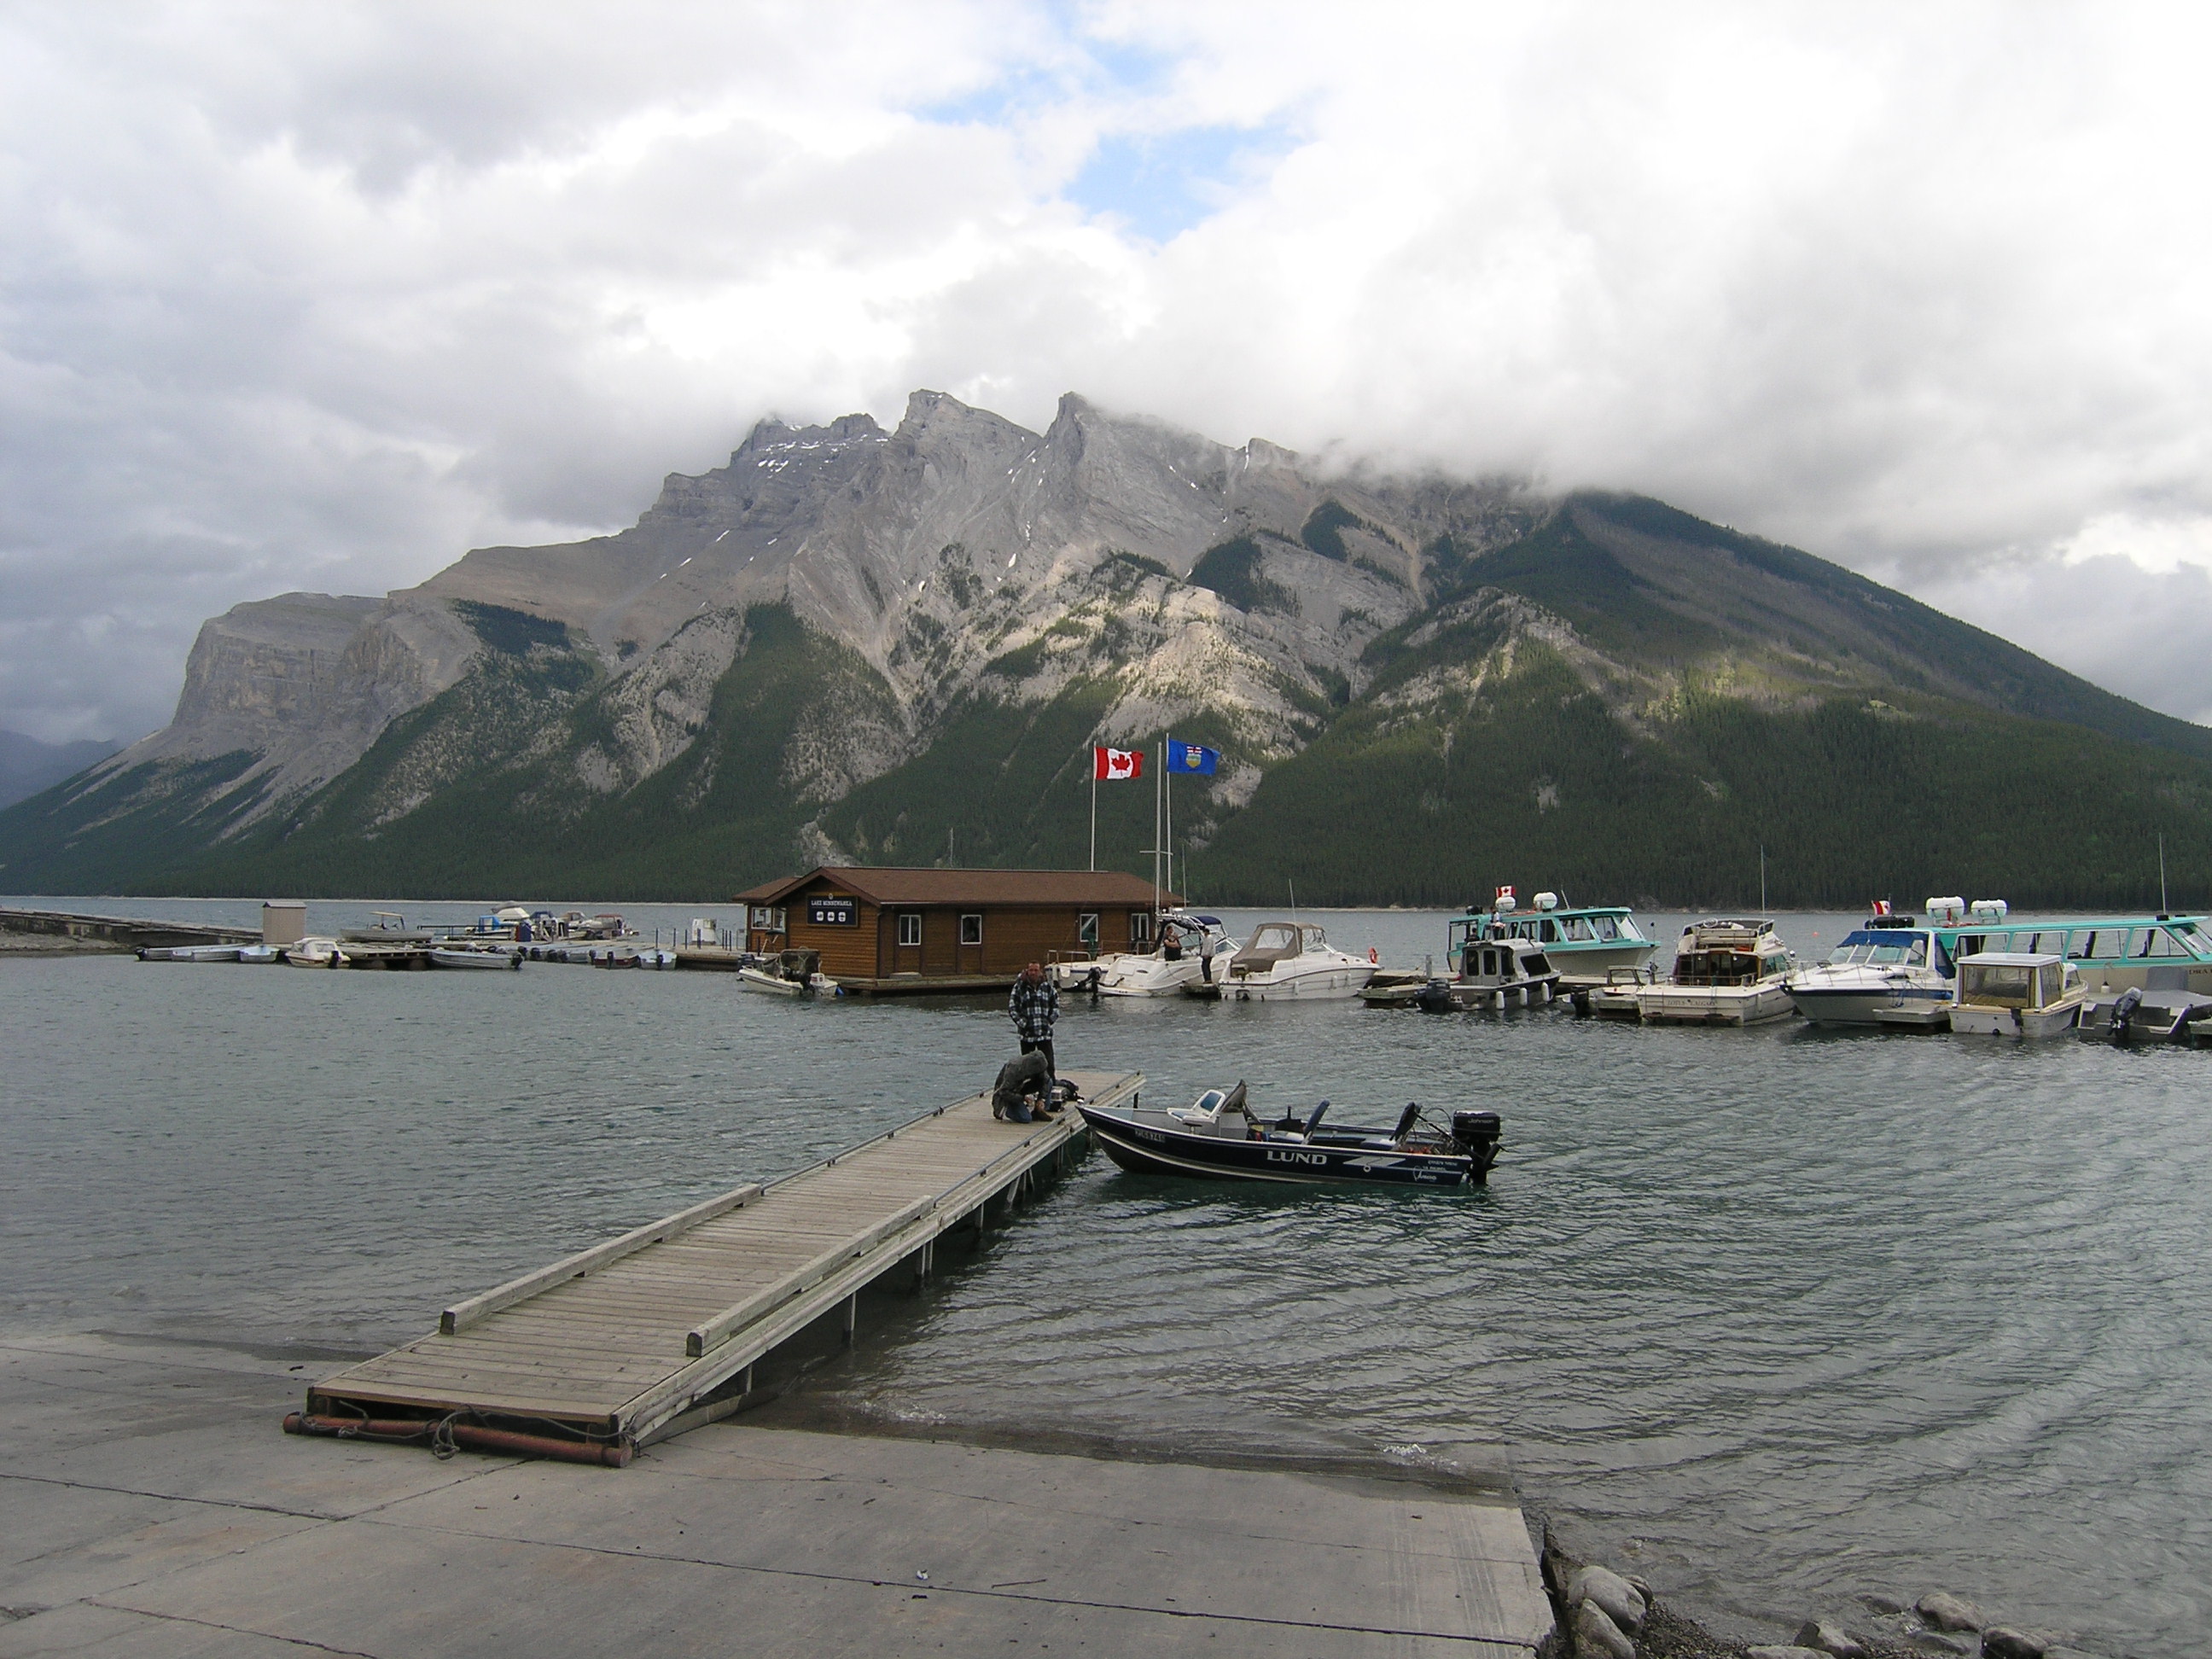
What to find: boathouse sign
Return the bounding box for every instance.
[807,896,859,927]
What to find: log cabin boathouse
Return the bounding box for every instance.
[733,866,1178,993]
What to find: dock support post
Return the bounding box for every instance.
[741,1363,754,1396]
[841,1294,857,1347]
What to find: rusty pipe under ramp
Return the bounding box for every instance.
[282,1412,632,1467]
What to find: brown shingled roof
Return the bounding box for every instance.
[733,866,1178,907]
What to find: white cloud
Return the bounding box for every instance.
[3,1,2210,742]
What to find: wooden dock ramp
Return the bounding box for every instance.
[302,1070,1142,1458]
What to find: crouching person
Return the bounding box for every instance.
[991,1051,1055,1122]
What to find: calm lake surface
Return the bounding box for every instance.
[4,897,2207,1653]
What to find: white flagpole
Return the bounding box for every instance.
[1152,740,1162,919]
[1089,754,1097,871]
[1165,742,1174,905]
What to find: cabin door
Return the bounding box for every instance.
[892,910,923,975]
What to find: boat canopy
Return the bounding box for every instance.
[1957,952,2068,1010]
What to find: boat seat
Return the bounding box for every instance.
[1393,1103,1421,1139]
[1169,1088,1231,1126]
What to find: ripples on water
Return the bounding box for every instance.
[3,902,2205,1652]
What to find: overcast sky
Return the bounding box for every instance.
[5,1,2210,744]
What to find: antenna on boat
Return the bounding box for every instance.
[2160,833,2169,914]
[1289,877,1299,925]
[1760,845,1767,913]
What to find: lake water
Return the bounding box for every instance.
[3,897,2206,1653]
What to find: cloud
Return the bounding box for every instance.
[3,1,2209,742]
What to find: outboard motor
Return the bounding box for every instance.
[2106,986,2142,1044]
[1450,1110,1504,1180]
[1416,978,1456,1013]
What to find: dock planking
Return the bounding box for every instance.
[305,1070,1141,1455]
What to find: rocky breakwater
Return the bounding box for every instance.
[1540,1528,2118,1659]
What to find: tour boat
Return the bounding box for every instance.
[1785,911,1955,1027]
[1078,1083,1501,1187]
[1091,914,1236,997]
[1633,918,1797,1025]
[1452,890,1656,981]
[1947,952,2087,1039]
[1198,921,1376,1001]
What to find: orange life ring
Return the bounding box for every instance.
[1367,946,1378,963]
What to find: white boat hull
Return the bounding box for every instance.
[429,948,520,970]
[1225,963,1376,1001]
[1638,983,1796,1025]
[1949,1001,2082,1039]
[739,966,804,995]
[1786,974,1953,1026]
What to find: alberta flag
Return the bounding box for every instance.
[1093,746,1143,780]
[1166,740,1220,776]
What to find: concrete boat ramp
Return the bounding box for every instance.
[0,1072,1555,1657]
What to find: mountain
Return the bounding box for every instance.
[0,731,121,812]
[4,389,2210,911]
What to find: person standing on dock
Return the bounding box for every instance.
[1010,961,1059,1080]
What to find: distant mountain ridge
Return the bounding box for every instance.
[0,731,120,812]
[3,389,2209,909]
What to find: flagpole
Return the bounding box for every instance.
[1163,740,1172,905]
[1153,740,1162,920]
[1089,760,1096,871]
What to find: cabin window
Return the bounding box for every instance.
[749,905,787,932]
[1563,917,1595,940]
[1618,917,1645,941]
[1593,916,1618,940]
[1961,963,2034,1006]
[959,913,983,946]
[1481,948,1497,975]
[1540,919,1559,941]
[2135,927,2188,958]
[1079,912,1099,947]
[1131,911,1155,945]
[2039,962,2063,1004]
[897,912,922,948]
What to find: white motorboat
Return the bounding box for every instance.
[738,948,833,995]
[1439,935,1560,1010]
[429,946,521,970]
[1785,912,1955,1027]
[1204,921,1376,1002]
[136,943,242,963]
[1948,952,2087,1038]
[1634,918,1797,1025]
[283,937,348,969]
[1091,914,1236,997]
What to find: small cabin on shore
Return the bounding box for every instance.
[732,866,1178,991]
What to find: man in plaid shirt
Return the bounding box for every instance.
[1009,961,1059,1081]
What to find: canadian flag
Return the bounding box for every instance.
[1093,745,1144,780]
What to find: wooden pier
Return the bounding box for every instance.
[301,1070,1141,1456]
[0,905,256,951]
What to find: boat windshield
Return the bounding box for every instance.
[1828,930,1930,967]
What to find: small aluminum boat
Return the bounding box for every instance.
[136,944,242,963]
[1078,1083,1500,1187]
[428,946,521,970]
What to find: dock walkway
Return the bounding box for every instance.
[306,1071,1141,1453]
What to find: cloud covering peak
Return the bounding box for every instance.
[6,0,2210,741]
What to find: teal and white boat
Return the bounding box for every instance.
[1789,899,2212,1027]
[1450,889,1657,981]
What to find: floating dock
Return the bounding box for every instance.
[297,1071,1140,1459]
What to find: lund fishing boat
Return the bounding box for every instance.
[1090,914,1236,997]
[1947,952,2087,1039]
[1078,1082,1502,1186]
[1634,918,1796,1024]
[1198,921,1376,1001]
[1453,890,1656,981]
[1785,909,1955,1027]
